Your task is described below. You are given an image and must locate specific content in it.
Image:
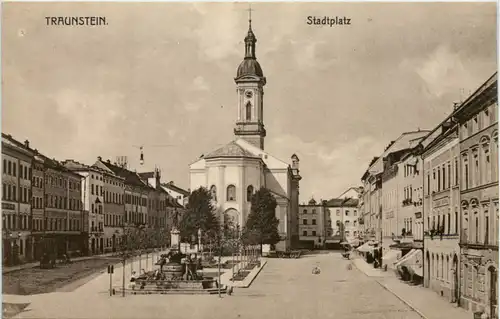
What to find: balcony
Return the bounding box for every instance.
[90,226,104,234]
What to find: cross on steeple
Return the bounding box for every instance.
[247,4,254,29]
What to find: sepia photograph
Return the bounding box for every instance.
[1,2,498,319]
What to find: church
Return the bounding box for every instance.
[189,17,302,251]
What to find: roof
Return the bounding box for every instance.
[38,154,82,179]
[138,172,155,179]
[100,161,148,189]
[162,182,190,196]
[204,140,260,159]
[325,198,359,207]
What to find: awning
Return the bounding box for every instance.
[395,249,423,270]
[325,239,340,244]
[356,242,375,253]
[382,249,402,266]
[408,264,423,277]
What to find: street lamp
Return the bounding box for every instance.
[197,228,202,253]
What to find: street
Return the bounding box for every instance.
[7,252,422,319]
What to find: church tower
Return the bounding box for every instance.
[234,12,267,150]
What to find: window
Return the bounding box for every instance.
[303,219,307,225]
[455,158,459,185]
[475,216,479,243]
[91,184,94,195]
[12,162,16,177]
[7,161,11,175]
[246,102,252,121]
[427,174,430,194]
[2,159,5,174]
[226,185,236,201]
[312,219,316,225]
[336,210,340,216]
[302,209,307,214]
[312,209,316,214]
[447,213,451,234]
[312,231,317,236]
[210,185,217,201]
[455,211,458,234]
[303,230,307,236]
[485,215,489,245]
[354,210,357,216]
[246,185,253,201]
[437,169,441,191]
[345,210,349,216]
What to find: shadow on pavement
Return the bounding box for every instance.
[3,302,31,319]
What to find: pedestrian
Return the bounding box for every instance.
[130,271,137,290]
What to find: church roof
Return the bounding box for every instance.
[237,59,263,78]
[204,140,260,159]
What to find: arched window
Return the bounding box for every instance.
[481,136,491,184]
[210,185,217,202]
[246,185,253,202]
[345,220,350,227]
[226,185,236,201]
[246,102,252,121]
[475,214,480,243]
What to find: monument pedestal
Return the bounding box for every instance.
[171,229,180,249]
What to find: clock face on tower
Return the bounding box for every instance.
[245,91,253,98]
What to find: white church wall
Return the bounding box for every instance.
[265,169,289,199]
[190,170,206,193]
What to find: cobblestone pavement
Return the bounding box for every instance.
[10,252,422,319]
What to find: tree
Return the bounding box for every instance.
[179,187,219,242]
[242,187,280,250]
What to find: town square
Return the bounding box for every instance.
[1,2,498,319]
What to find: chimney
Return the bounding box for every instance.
[24,140,29,148]
[97,156,102,161]
[107,159,111,163]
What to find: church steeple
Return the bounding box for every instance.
[234,6,267,150]
[244,8,256,59]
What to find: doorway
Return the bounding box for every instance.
[426,250,430,288]
[453,254,459,304]
[489,266,497,319]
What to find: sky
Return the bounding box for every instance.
[2,2,497,203]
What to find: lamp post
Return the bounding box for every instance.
[197,228,202,253]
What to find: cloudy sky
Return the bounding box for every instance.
[2,2,497,202]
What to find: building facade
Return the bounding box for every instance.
[361,131,430,249]
[42,156,84,257]
[102,163,126,253]
[298,199,324,248]
[2,135,35,265]
[420,116,461,303]
[455,73,498,317]
[63,160,105,255]
[161,181,190,207]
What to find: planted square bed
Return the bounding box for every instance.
[231,270,251,282]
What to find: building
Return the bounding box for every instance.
[380,138,425,249]
[337,187,363,200]
[454,72,498,317]
[298,198,324,248]
[420,111,461,302]
[63,160,105,255]
[189,19,301,251]
[101,161,126,253]
[139,169,181,247]
[38,154,84,258]
[161,181,190,207]
[325,198,361,245]
[2,135,35,265]
[360,131,429,250]
[95,159,151,235]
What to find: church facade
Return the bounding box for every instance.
[189,19,301,251]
